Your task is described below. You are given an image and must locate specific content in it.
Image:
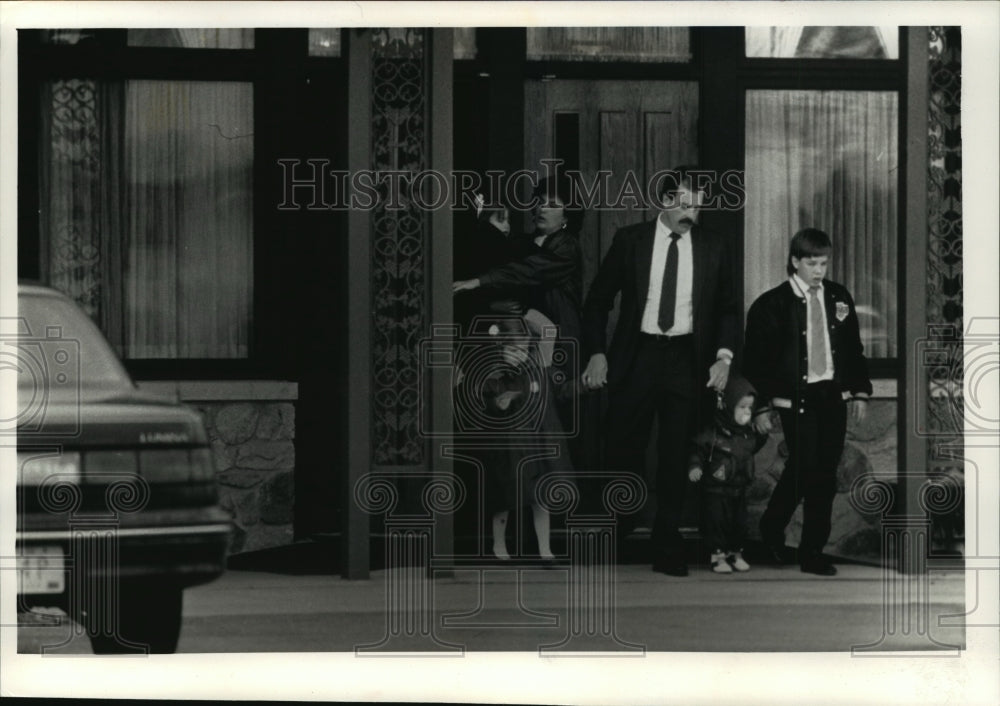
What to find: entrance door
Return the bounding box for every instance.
[524,80,700,534]
[525,80,698,302]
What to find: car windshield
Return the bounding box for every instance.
[10,290,133,397]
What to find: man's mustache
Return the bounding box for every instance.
[679,217,695,226]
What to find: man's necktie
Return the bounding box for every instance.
[657,232,680,332]
[808,286,829,377]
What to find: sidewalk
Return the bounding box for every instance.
[17,559,966,655]
[176,561,966,653]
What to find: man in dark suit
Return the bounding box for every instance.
[581,166,738,576]
[743,228,872,576]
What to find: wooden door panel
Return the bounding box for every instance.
[525,80,699,297]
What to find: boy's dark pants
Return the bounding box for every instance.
[702,490,747,552]
[760,381,847,562]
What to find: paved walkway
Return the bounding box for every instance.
[19,560,964,655]
[183,562,966,653]
[19,565,965,654]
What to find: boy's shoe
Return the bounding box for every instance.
[710,552,733,574]
[727,551,751,572]
[800,556,837,576]
[653,555,689,577]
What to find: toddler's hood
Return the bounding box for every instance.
[715,373,757,431]
[723,374,756,412]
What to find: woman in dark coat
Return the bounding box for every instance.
[452,174,584,353]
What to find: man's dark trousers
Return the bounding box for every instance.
[606,333,698,560]
[760,381,847,560]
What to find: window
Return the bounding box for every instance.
[527,27,690,63]
[453,27,477,60]
[308,28,341,57]
[308,28,477,59]
[127,28,255,49]
[39,79,254,359]
[744,90,899,357]
[39,29,100,45]
[746,27,899,59]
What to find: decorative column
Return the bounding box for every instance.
[344,28,454,579]
[849,475,961,654]
[35,473,150,654]
[353,471,464,655]
[537,472,647,656]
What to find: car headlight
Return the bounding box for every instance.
[17,451,81,485]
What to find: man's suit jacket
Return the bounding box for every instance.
[743,279,873,406]
[582,220,738,387]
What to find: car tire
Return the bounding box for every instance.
[86,582,183,654]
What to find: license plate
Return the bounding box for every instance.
[18,546,65,594]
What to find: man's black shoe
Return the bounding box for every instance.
[652,557,688,577]
[759,523,789,564]
[800,557,837,576]
[763,541,790,565]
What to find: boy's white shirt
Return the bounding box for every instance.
[770,276,851,410]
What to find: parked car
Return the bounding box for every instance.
[10,283,231,653]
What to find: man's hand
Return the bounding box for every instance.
[849,397,868,424]
[688,467,703,482]
[582,353,608,390]
[452,278,481,292]
[752,411,773,434]
[706,358,730,392]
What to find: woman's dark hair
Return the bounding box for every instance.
[786,228,833,275]
[533,173,585,233]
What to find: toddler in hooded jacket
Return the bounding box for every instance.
[688,374,769,573]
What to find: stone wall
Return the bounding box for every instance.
[746,395,897,563]
[194,402,296,554]
[136,381,298,555]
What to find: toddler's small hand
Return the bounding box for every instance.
[752,412,773,434]
[688,467,702,482]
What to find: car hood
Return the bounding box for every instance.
[16,389,208,447]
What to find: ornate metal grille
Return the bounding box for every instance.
[370,29,428,465]
[925,26,963,551]
[46,79,104,320]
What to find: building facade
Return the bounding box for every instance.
[18,26,963,577]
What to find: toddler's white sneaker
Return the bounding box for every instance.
[711,551,733,573]
[727,551,750,572]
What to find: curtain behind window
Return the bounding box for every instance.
[745,27,899,59]
[745,90,898,357]
[124,81,252,358]
[40,79,253,359]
